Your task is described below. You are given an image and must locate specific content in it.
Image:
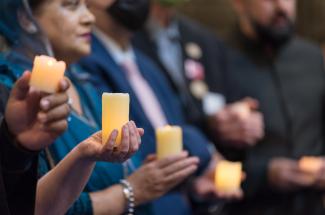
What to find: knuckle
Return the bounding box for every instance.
[129,128,135,136]
[160,177,168,184]
[63,94,69,102]
[62,121,68,130]
[64,104,71,115]
[121,149,129,155]
[132,144,139,152]
[154,172,162,180]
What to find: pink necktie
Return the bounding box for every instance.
[121,59,168,128]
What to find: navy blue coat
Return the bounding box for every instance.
[79,35,213,215]
[80,35,212,174]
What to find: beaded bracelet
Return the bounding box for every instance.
[120,179,135,215]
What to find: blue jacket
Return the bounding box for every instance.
[79,35,213,215]
[80,35,212,173]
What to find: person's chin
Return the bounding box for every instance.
[78,47,91,58]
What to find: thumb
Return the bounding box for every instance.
[242,97,259,110]
[137,128,145,136]
[90,131,102,142]
[11,71,31,100]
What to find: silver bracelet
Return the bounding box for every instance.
[120,179,135,215]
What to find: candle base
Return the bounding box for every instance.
[102,93,129,145]
[298,156,323,183]
[156,126,183,159]
[215,161,242,194]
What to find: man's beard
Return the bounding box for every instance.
[252,11,295,48]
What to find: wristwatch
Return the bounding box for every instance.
[120,179,135,215]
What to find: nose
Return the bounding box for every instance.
[275,0,293,12]
[80,5,96,27]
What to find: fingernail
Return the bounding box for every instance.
[29,88,39,96]
[127,122,132,129]
[61,80,68,89]
[112,129,118,138]
[41,99,50,110]
[22,71,29,77]
[124,125,128,132]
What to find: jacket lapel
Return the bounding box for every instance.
[90,36,159,157]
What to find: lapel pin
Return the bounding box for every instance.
[189,80,208,100]
[184,59,205,80]
[185,42,202,60]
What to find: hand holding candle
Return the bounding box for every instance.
[231,102,251,120]
[102,93,130,145]
[299,157,325,189]
[156,125,183,159]
[5,71,70,151]
[214,97,264,147]
[30,55,66,93]
[215,161,243,193]
[299,156,323,182]
[230,97,259,120]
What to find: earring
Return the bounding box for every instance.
[25,23,38,34]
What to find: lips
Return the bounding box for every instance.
[272,12,290,27]
[79,32,92,42]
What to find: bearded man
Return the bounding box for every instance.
[221,0,325,214]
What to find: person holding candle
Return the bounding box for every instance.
[133,0,265,150]
[218,0,325,214]
[79,0,244,214]
[0,0,200,214]
[0,59,70,214]
[0,59,145,214]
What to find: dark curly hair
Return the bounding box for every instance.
[28,0,44,10]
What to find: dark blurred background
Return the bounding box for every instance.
[179,0,325,47]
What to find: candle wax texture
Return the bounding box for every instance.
[102,93,130,145]
[156,126,183,159]
[215,161,242,193]
[30,55,66,93]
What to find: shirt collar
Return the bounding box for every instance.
[93,27,135,65]
[146,18,180,42]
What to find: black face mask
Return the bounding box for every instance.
[107,0,150,32]
[252,11,295,48]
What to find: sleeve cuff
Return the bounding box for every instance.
[66,192,93,215]
[242,156,270,197]
[0,119,37,173]
[182,125,212,176]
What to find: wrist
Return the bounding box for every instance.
[74,142,97,164]
[3,118,39,154]
[0,118,38,172]
[120,179,135,215]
